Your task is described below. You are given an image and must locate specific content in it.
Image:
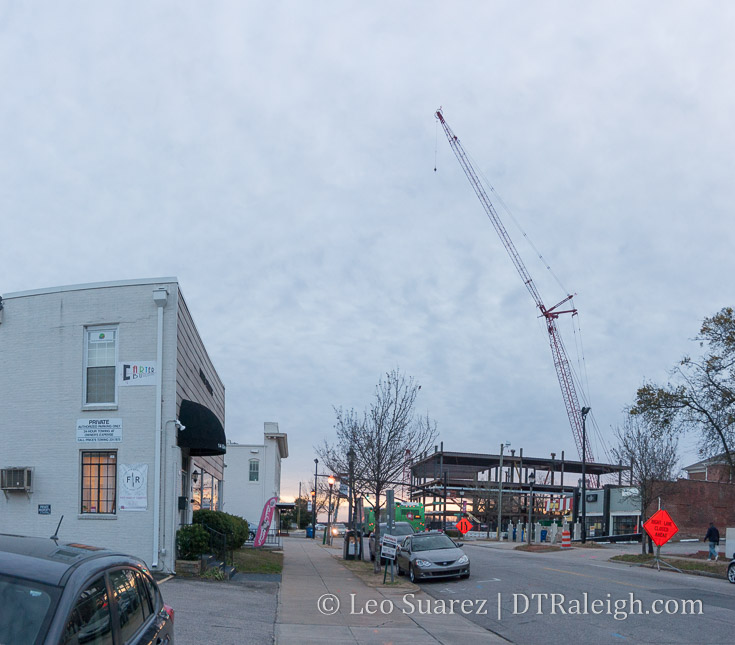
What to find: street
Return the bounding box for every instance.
[417,543,735,644]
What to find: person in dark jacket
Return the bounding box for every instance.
[703,522,720,561]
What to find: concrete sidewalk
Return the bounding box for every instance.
[276,537,506,645]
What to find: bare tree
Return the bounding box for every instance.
[317,369,438,572]
[610,413,679,554]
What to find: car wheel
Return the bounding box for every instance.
[728,563,735,584]
[409,564,417,583]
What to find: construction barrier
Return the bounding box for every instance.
[561,530,571,548]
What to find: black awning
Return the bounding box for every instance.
[177,399,227,456]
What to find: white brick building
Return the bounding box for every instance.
[0,278,226,574]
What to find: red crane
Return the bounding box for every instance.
[436,108,593,464]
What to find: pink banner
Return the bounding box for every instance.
[254,496,278,547]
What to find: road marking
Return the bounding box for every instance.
[541,567,650,590]
[475,578,502,583]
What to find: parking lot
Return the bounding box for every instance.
[159,575,279,645]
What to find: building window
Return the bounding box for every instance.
[84,326,118,405]
[612,515,639,535]
[249,459,259,482]
[81,451,117,514]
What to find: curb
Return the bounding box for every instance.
[606,556,728,580]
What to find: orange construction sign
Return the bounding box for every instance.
[456,518,473,535]
[643,509,678,547]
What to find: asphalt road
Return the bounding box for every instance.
[416,544,735,645]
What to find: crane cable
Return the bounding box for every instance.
[469,148,613,463]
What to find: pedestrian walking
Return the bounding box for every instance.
[703,522,720,561]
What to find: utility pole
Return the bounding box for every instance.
[313,458,318,539]
[527,471,536,545]
[581,406,591,544]
[297,482,302,530]
[496,442,510,540]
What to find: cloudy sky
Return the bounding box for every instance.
[2,2,733,499]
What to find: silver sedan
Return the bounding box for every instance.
[396,532,470,583]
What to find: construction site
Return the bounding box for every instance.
[407,444,630,533]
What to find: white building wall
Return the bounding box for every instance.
[0,279,182,572]
[223,431,285,526]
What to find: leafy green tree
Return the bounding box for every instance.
[632,307,735,477]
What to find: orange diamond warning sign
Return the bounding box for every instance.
[456,518,473,535]
[643,509,678,547]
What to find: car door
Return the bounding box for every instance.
[133,570,173,645]
[62,576,114,645]
[397,536,411,570]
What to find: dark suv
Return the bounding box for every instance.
[0,533,174,644]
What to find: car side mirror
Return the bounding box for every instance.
[455,542,464,547]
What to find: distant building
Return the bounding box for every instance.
[0,278,226,574]
[224,424,289,527]
[683,453,734,483]
[579,485,641,536]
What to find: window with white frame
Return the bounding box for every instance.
[249,459,259,482]
[84,326,118,405]
[81,451,117,514]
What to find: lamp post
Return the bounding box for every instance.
[348,448,355,530]
[313,458,318,539]
[327,475,335,544]
[496,442,511,541]
[580,406,591,544]
[527,470,536,545]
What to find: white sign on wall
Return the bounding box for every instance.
[118,361,157,386]
[76,419,123,443]
[119,464,148,511]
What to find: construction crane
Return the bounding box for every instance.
[435,108,593,465]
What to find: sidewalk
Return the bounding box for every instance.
[276,537,506,645]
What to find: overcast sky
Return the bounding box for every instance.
[2,2,733,500]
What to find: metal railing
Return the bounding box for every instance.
[244,528,282,547]
[202,524,234,566]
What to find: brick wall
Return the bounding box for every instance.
[645,479,735,539]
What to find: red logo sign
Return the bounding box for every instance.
[643,509,678,547]
[456,518,473,535]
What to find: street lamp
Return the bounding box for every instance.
[347,448,356,530]
[496,442,511,541]
[313,458,318,539]
[580,406,591,544]
[527,470,536,545]
[327,475,336,540]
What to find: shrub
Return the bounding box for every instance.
[193,510,249,548]
[176,524,210,560]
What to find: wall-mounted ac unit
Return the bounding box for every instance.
[1,467,33,492]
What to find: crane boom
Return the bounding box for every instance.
[436,109,593,463]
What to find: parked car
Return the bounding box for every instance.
[331,523,347,537]
[368,522,415,562]
[0,533,174,644]
[315,523,326,532]
[728,557,735,584]
[395,531,470,583]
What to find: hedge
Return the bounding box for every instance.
[176,524,210,560]
[192,510,250,547]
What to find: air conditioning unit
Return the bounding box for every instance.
[1,467,33,492]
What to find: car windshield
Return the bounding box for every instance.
[379,523,413,536]
[0,575,58,645]
[412,535,457,552]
